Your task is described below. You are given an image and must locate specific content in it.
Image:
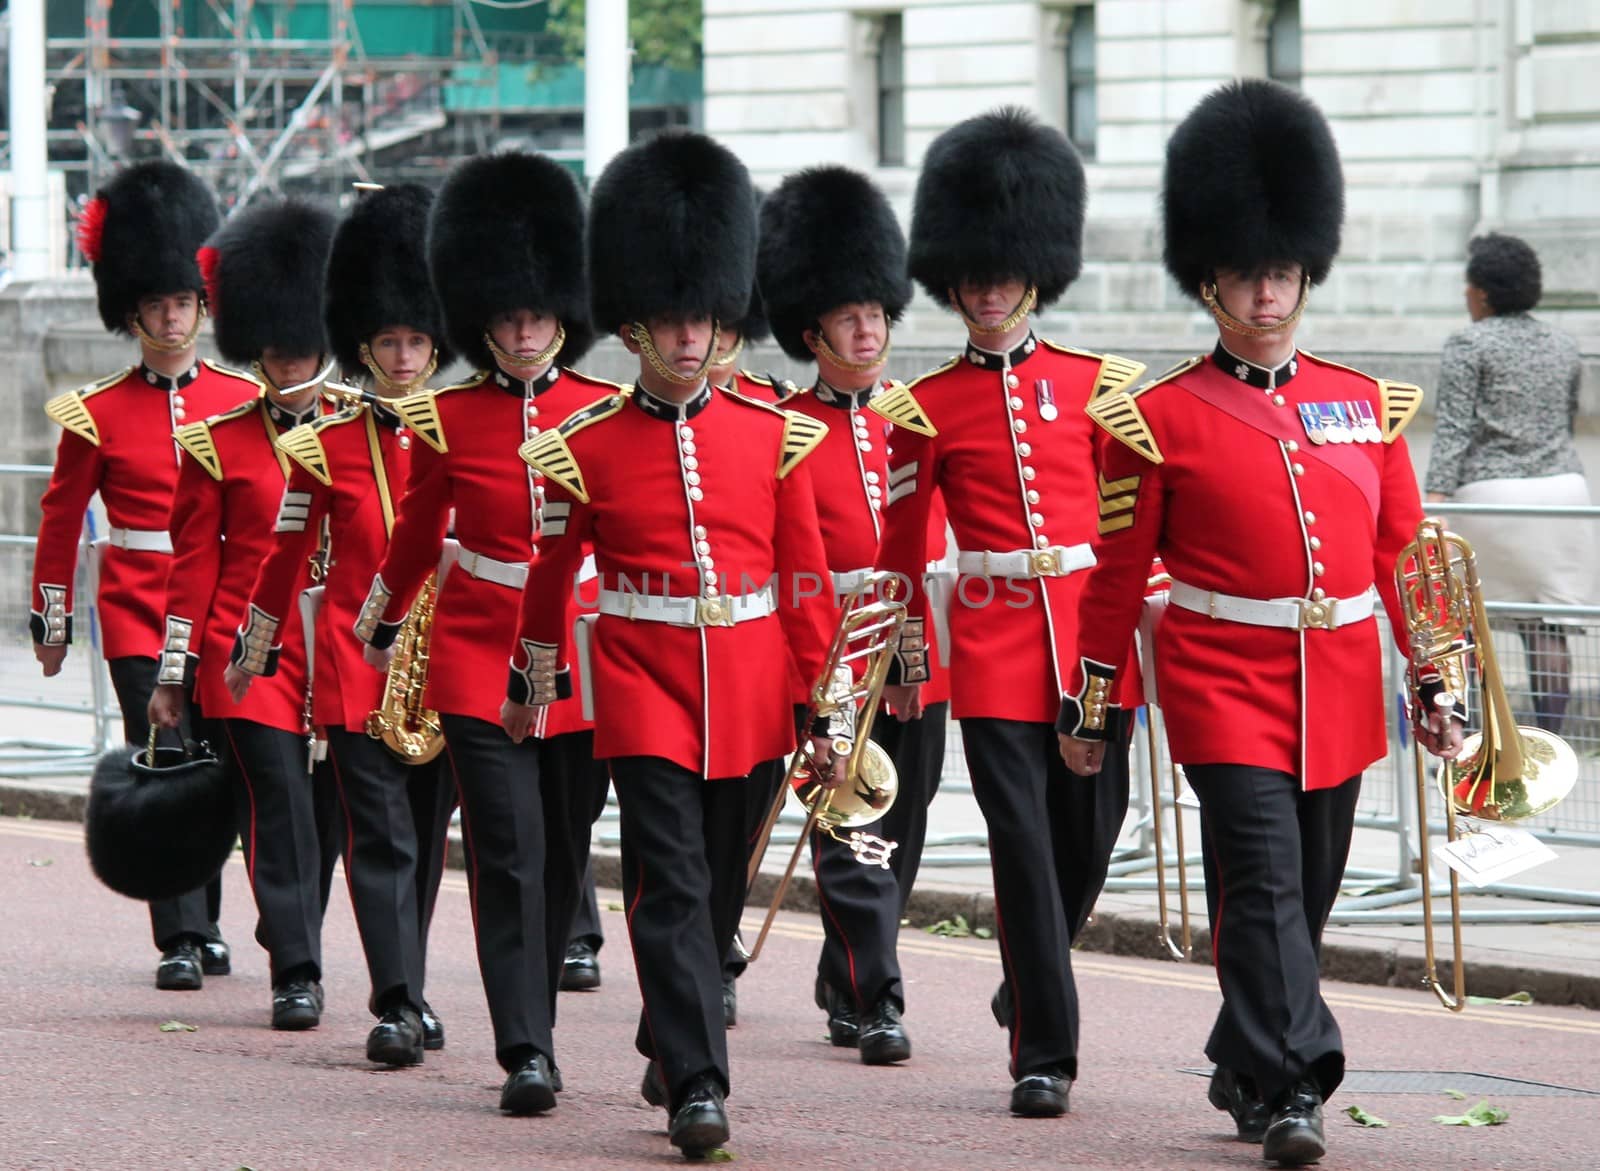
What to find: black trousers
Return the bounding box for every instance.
[107,656,224,952]
[407,754,455,988]
[612,756,748,1108]
[566,771,614,951]
[441,716,606,1072]
[723,754,788,981]
[961,713,1132,1080]
[310,755,342,919]
[220,718,323,985]
[870,700,949,915]
[325,726,424,1016]
[1185,765,1360,1106]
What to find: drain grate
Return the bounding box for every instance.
[1181,1069,1598,1097]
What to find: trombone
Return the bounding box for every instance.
[1395,518,1577,1010]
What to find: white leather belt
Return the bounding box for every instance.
[597,584,776,628]
[457,546,528,590]
[831,567,874,595]
[956,543,1095,579]
[1168,578,1376,632]
[105,527,173,554]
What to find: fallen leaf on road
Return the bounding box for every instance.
[973,926,993,939]
[926,914,972,938]
[1344,1105,1388,1128]
[158,1020,199,1033]
[1442,1089,1468,1100]
[26,858,53,867]
[1433,1100,1509,1127]
[1466,991,1533,1006]
[605,901,624,913]
[702,1150,735,1163]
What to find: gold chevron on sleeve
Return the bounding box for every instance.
[43,391,101,447]
[174,421,223,481]
[1378,380,1422,442]
[1096,471,1140,535]
[519,430,588,503]
[1085,392,1163,464]
[276,423,333,487]
[867,381,937,437]
[394,391,448,453]
[777,411,829,479]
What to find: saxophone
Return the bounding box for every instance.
[365,570,446,764]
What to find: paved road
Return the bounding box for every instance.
[2,815,1596,1171]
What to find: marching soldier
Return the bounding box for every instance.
[753,164,913,1063]
[148,199,337,1030]
[31,160,252,990]
[353,151,613,1114]
[500,129,838,1158]
[224,186,445,1069]
[1058,80,1459,1167]
[874,107,1146,1117]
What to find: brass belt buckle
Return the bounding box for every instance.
[1298,598,1335,631]
[696,595,733,627]
[1031,548,1064,578]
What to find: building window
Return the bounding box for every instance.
[877,13,906,167]
[1065,5,1097,161]
[1267,0,1302,88]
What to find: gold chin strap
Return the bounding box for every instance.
[130,302,206,354]
[709,333,746,370]
[631,321,720,387]
[954,284,1037,337]
[360,344,439,396]
[812,329,891,374]
[252,357,339,401]
[484,323,566,373]
[1201,275,1311,339]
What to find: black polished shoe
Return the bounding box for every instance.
[1010,1067,1071,1117]
[551,1063,564,1094]
[419,1001,444,1051]
[641,1061,668,1109]
[857,999,911,1065]
[668,1075,729,1156]
[271,980,323,1031]
[1208,1067,1269,1143]
[365,1004,424,1067]
[815,977,858,1048]
[560,939,602,991]
[200,937,231,976]
[722,974,738,1029]
[1262,1082,1325,1167]
[990,982,1011,1028]
[500,1053,557,1115]
[155,941,203,991]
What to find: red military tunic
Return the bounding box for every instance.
[1067,347,1424,791]
[728,369,798,404]
[363,366,617,731]
[510,382,836,778]
[161,393,327,730]
[31,360,259,658]
[235,397,413,733]
[874,334,1147,723]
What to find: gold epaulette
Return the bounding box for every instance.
[517,390,629,503]
[1084,355,1203,466]
[562,368,630,394]
[1038,340,1148,401]
[777,411,828,479]
[740,370,802,400]
[1299,352,1422,442]
[868,379,937,437]
[277,419,335,487]
[394,390,448,454]
[200,358,264,389]
[43,367,129,446]
[174,421,223,481]
[721,388,787,415]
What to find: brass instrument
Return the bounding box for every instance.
[1395,518,1577,1009]
[741,573,906,963]
[365,571,446,765]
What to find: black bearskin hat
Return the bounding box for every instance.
[725,188,771,346]
[908,107,1085,309]
[77,160,220,335]
[758,166,910,362]
[427,151,592,371]
[1163,79,1344,300]
[199,199,336,365]
[325,184,451,376]
[588,130,757,337]
[86,742,236,902]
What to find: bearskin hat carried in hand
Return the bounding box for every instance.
[324,184,451,376]
[86,742,236,902]
[77,160,221,336]
[758,167,911,362]
[1163,79,1344,300]
[199,199,336,365]
[909,107,1086,309]
[588,130,757,337]
[427,152,592,371]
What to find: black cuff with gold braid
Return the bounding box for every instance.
[887,616,929,686]
[230,604,283,678]
[1056,657,1119,740]
[507,639,572,706]
[158,616,197,686]
[30,584,70,646]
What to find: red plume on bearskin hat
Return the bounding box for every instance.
[758,166,909,362]
[1162,79,1344,299]
[84,160,221,336]
[202,198,337,366]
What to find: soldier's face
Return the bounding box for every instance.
[260,347,322,393]
[134,291,200,345]
[489,308,560,364]
[639,315,716,377]
[811,302,888,367]
[954,277,1028,327]
[1212,263,1304,327]
[369,326,434,384]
